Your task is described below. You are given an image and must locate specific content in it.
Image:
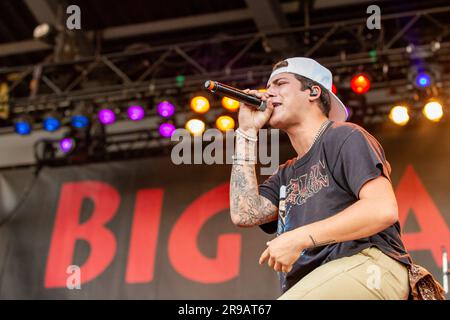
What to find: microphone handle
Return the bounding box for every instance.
[206,81,266,111]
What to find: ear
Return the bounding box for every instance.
[308,85,321,101]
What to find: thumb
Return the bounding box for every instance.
[263,98,274,114]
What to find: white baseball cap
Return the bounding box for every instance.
[268,57,348,122]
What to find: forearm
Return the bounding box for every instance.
[230,132,277,226]
[295,197,398,249]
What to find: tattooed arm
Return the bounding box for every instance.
[230,158,278,227]
[229,88,278,227]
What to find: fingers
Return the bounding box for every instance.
[274,262,283,273]
[243,88,270,101]
[268,256,275,268]
[259,247,270,265]
[282,265,292,274]
[259,246,292,273]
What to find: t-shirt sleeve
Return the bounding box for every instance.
[333,129,392,198]
[257,169,281,234]
[258,169,281,207]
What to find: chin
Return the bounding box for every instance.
[268,115,285,129]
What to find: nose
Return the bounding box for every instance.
[266,88,277,97]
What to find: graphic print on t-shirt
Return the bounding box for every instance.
[285,160,329,216]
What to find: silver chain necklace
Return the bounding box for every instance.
[311,119,330,148]
[299,119,330,158]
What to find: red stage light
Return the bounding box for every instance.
[331,84,337,94]
[350,74,371,94]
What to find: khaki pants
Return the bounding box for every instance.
[278,246,409,300]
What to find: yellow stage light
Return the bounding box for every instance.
[185,118,206,136]
[389,106,410,126]
[190,96,210,114]
[423,101,443,122]
[221,97,240,112]
[216,115,235,132]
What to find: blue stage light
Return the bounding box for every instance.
[71,115,89,129]
[416,72,431,88]
[43,116,61,132]
[15,121,31,135]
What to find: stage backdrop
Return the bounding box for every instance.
[0,121,450,299]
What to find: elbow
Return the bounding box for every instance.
[380,201,399,227]
[230,210,253,228]
[229,208,243,227]
[230,215,249,227]
[230,213,242,226]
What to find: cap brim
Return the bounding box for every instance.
[328,90,349,122]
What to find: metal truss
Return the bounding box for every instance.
[33,128,175,167]
[1,4,449,114]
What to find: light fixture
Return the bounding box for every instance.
[185,118,206,136]
[423,101,443,122]
[389,106,410,126]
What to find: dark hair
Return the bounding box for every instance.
[272,60,331,117]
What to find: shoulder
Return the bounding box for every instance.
[322,121,384,162]
[324,121,368,141]
[323,121,379,147]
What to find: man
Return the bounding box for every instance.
[229,57,412,299]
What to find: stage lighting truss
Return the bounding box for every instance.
[33,127,177,166]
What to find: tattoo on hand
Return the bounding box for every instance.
[308,235,336,248]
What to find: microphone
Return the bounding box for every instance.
[204,80,267,111]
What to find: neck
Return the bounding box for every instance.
[285,115,329,158]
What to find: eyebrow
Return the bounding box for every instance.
[267,77,289,89]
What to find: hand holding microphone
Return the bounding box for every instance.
[204,80,267,111]
[203,80,274,135]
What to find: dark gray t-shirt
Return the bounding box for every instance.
[258,121,411,293]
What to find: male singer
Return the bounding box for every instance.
[229,57,412,299]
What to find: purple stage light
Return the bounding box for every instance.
[98,109,116,125]
[159,123,176,138]
[127,105,145,121]
[59,138,74,153]
[157,101,175,118]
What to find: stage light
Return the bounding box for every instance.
[190,96,210,114]
[389,106,409,126]
[185,119,206,136]
[159,122,176,138]
[43,113,61,132]
[157,101,175,118]
[98,108,116,125]
[127,105,145,121]
[423,101,443,122]
[175,75,185,88]
[71,103,90,129]
[415,72,431,88]
[0,82,10,120]
[350,74,371,94]
[221,97,240,112]
[216,115,235,132]
[332,84,337,94]
[59,137,75,154]
[71,114,89,129]
[33,23,54,40]
[14,115,32,135]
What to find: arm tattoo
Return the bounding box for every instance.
[230,163,278,226]
[308,235,336,248]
